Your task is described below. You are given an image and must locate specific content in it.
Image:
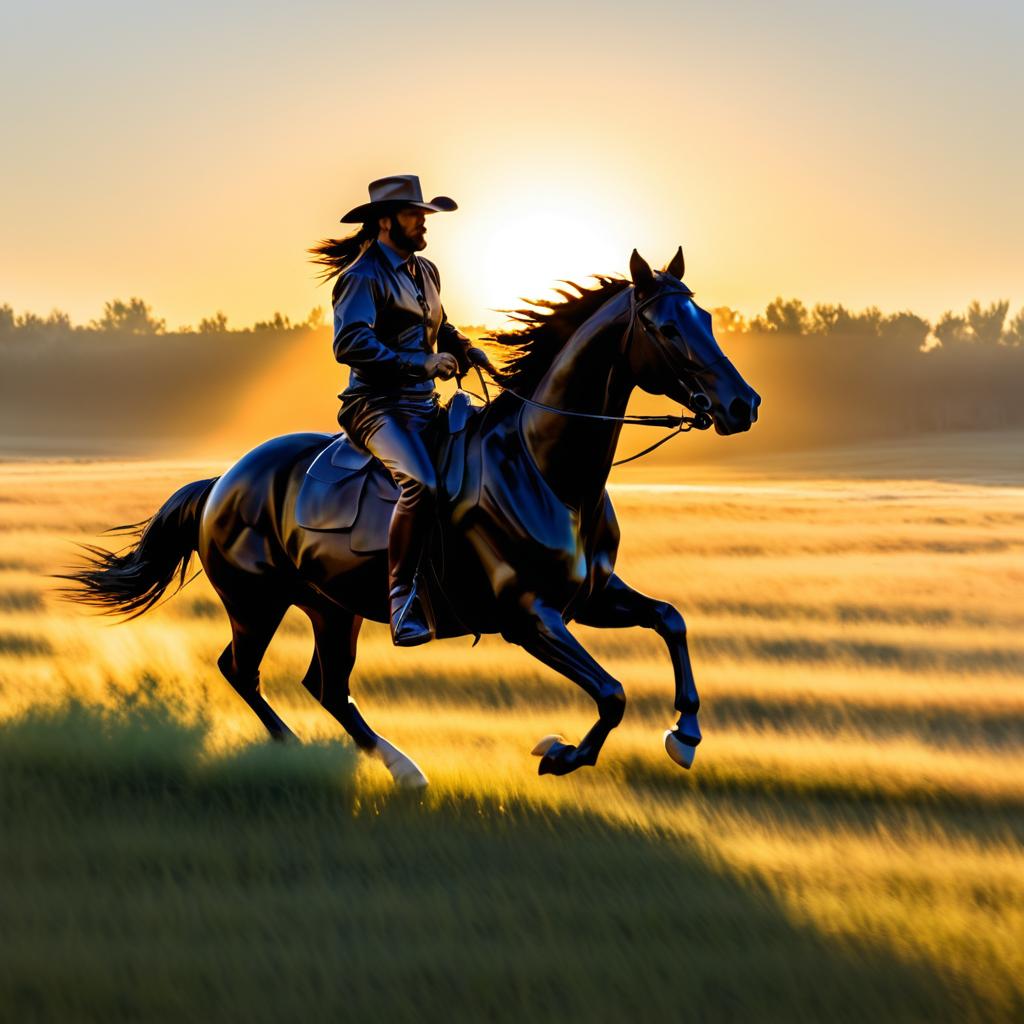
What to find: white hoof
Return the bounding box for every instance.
[531,734,567,757]
[664,730,697,770]
[373,738,429,789]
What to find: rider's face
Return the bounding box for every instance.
[383,206,428,253]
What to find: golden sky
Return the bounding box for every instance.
[2,1,1022,329]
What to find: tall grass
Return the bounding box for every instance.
[1,442,1022,1020]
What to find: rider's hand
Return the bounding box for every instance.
[425,353,459,380]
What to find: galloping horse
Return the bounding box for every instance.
[65,249,760,786]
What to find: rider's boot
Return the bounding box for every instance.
[387,478,434,647]
[389,577,431,647]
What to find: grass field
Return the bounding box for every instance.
[1,438,1022,1022]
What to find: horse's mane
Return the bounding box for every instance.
[487,276,632,394]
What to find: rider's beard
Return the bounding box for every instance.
[389,218,424,253]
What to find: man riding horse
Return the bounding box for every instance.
[66,197,762,784]
[312,174,497,647]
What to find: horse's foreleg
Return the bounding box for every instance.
[502,597,625,776]
[575,574,701,767]
[302,603,427,788]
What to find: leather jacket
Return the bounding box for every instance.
[332,239,472,401]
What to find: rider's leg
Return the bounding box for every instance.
[350,406,438,646]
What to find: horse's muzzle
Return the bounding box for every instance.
[717,392,761,434]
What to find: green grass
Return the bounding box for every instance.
[0,698,979,1024]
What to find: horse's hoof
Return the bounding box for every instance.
[664,729,697,770]
[538,740,577,776]
[531,734,567,757]
[373,738,429,789]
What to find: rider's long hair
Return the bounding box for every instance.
[309,223,377,302]
[309,203,407,302]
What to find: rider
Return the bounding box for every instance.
[313,174,496,647]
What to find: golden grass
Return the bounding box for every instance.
[1,444,1023,1015]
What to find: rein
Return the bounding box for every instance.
[457,288,714,467]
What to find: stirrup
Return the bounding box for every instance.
[389,582,432,647]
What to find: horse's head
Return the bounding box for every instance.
[627,248,761,435]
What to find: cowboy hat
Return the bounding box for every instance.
[340,174,458,223]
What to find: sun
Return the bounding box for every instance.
[452,188,637,323]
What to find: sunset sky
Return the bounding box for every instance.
[2,0,1022,330]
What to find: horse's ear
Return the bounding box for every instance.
[664,246,685,280]
[629,250,654,295]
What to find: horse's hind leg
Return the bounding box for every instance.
[301,602,427,788]
[217,596,297,742]
[502,596,626,777]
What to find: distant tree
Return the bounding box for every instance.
[751,297,809,334]
[304,306,325,329]
[91,298,165,335]
[810,304,882,337]
[809,303,845,335]
[48,309,72,332]
[966,299,1009,345]
[15,311,46,331]
[253,312,292,332]
[880,312,931,351]
[854,306,883,337]
[0,306,74,345]
[198,311,229,333]
[934,311,970,347]
[711,306,747,334]
[1003,308,1024,347]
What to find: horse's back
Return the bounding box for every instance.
[199,432,334,581]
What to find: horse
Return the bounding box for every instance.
[63,248,760,787]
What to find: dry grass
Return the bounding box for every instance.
[1,439,1022,1020]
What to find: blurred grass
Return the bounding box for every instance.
[1,446,1023,1021]
[0,696,983,1024]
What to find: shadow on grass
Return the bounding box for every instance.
[0,696,987,1023]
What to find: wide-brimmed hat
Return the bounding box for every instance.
[340,174,458,223]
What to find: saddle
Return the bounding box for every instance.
[294,391,479,552]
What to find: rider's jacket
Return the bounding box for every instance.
[332,239,472,401]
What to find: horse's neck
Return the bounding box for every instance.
[521,292,634,511]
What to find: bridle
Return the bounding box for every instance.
[458,284,718,467]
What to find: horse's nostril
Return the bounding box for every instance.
[729,397,752,423]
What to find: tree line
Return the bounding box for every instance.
[3,294,1023,350]
[710,298,1024,350]
[0,298,325,342]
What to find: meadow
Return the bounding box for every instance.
[1,435,1022,1022]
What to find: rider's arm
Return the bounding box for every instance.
[437,305,475,375]
[332,270,430,383]
[421,258,488,375]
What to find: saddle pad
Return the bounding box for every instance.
[297,433,401,538]
[295,472,368,531]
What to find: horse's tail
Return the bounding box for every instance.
[57,477,219,620]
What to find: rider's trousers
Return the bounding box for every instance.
[340,394,441,595]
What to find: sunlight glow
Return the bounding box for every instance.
[450,186,638,317]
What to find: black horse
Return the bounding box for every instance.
[65,249,760,786]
